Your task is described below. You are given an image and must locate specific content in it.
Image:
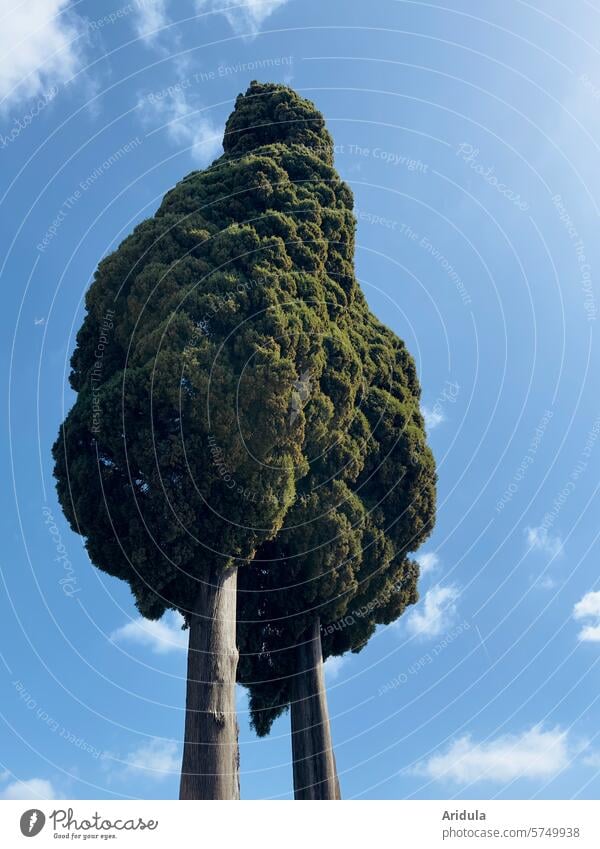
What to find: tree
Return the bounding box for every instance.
[236,320,435,798]
[52,80,435,800]
[233,87,437,799]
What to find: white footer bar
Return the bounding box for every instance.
[0,800,597,848]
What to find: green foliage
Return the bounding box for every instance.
[236,312,435,733]
[53,82,435,721]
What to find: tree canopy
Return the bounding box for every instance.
[225,83,437,735]
[53,82,435,723]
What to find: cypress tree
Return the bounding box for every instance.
[52,81,435,800]
[228,83,436,798]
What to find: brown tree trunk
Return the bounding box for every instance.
[179,565,240,799]
[290,618,341,799]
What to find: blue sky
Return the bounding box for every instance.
[1,0,600,800]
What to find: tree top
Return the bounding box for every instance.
[223,81,334,163]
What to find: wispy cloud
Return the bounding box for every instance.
[0,0,83,109]
[0,777,59,799]
[525,526,563,558]
[124,739,180,779]
[324,654,350,681]
[104,738,180,781]
[195,0,289,35]
[583,750,600,768]
[416,552,440,576]
[574,590,600,643]
[140,89,222,164]
[421,405,445,431]
[406,585,459,639]
[415,725,575,784]
[110,610,188,654]
[133,0,170,43]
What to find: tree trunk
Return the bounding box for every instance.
[179,565,240,799]
[290,618,341,799]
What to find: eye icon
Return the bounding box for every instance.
[20,809,45,837]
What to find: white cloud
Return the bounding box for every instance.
[133,0,169,43]
[0,0,83,109]
[574,590,600,619]
[525,526,563,558]
[535,574,559,590]
[406,585,459,639]
[110,610,188,654]
[416,552,439,576]
[324,654,350,681]
[195,0,289,35]
[102,738,180,782]
[574,590,600,643]
[415,725,574,784]
[583,750,600,768]
[421,405,445,430]
[122,739,180,779]
[141,89,222,164]
[0,778,59,799]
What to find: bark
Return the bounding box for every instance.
[179,566,240,800]
[290,618,341,799]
